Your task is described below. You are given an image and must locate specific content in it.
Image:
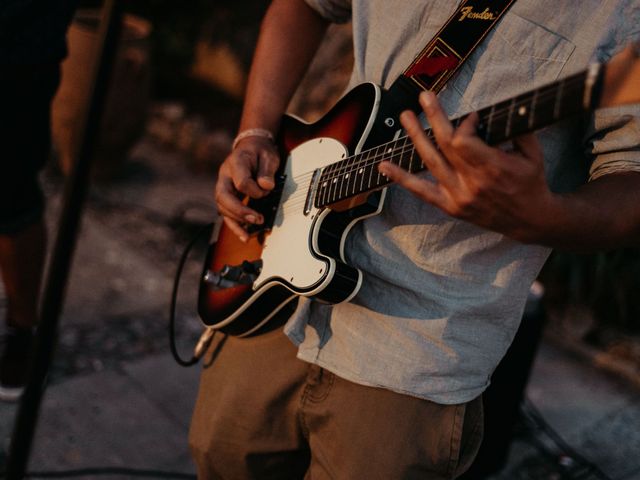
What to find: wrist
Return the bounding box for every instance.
[515,191,568,246]
[232,128,275,150]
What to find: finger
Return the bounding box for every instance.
[257,146,279,190]
[419,91,455,151]
[217,197,263,225]
[400,110,453,183]
[446,111,496,168]
[457,111,480,138]
[232,150,269,198]
[223,216,249,242]
[378,161,448,207]
[216,177,264,224]
[512,133,543,162]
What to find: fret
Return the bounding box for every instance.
[389,140,400,169]
[378,144,393,186]
[396,138,408,171]
[483,98,510,145]
[327,163,340,205]
[394,142,402,169]
[553,77,564,120]
[350,159,359,196]
[317,170,327,207]
[528,87,539,130]
[559,71,587,118]
[324,170,333,205]
[398,147,411,172]
[476,105,493,143]
[486,104,495,142]
[408,137,417,173]
[367,145,380,189]
[324,163,338,206]
[409,145,424,174]
[362,163,375,192]
[530,82,556,134]
[335,166,345,201]
[510,92,533,138]
[408,147,416,174]
[401,138,418,174]
[336,172,345,201]
[314,68,594,209]
[330,174,340,203]
[318,169,327,207]
[333,159,348,202]
[505,97,516,138]
[321,165,334,205]
[340,165,351,199]
[358,151,367,193]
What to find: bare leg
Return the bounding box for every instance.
[0,221,47,330]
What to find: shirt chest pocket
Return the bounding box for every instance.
[451,12,576,110]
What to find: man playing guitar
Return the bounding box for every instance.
[190,0,640,478]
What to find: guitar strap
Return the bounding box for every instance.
[383,0,516,118]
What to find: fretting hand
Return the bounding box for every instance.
[379,90,557,243]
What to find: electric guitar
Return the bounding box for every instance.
[199,44,640,337]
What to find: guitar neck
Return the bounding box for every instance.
[314,66,600,209]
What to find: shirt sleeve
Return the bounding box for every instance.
[304,0,352,23]
[585,23,640,181]
[585,104,640,181]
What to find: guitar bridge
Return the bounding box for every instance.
[304,168,322,216]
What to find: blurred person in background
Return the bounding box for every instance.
[0,0,77,401]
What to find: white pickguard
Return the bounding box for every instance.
[253,137,348,295]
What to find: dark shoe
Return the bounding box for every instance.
[0,327,34,402]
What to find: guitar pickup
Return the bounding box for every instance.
[203,260,263,290]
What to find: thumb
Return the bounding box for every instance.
[257,146,280,190]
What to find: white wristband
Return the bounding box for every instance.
[232,128,275,150]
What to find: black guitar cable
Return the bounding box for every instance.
[168,222,216,367]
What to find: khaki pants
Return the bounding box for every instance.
[189,327,483,479]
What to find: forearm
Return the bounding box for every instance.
[239,0,329,134]
[522,172,640,251]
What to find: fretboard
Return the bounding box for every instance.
[314,68,596,209]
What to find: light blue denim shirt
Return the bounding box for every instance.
[289,0,640,403]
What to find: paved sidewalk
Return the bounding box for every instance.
[0,354,200,478]
[492,340,640,480]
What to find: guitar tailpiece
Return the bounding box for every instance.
[203,260,263,290]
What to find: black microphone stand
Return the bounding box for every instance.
[5,0,124,477]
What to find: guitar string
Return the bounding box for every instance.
[272,75,586,212]
[280,73,585,202]
[280,73,585,211]
[311,74,585,190]
[297,77,584,211]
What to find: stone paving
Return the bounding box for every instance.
[492,341,640,480]
[0,138,639,479]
